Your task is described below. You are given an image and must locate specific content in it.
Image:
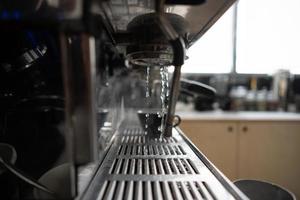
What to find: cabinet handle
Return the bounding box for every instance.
[227,126,233,132]
[242,126,248,132]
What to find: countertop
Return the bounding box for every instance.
[176,110,300,121]
[175,102,300,121]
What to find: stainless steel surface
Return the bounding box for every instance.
[165,65,182,137]
[61,33,98,165]
[168,0,237,47]
[96,0,236,46]
[81,126,248,199]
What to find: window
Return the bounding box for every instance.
[236,0,300,74]
[181,6,234,74]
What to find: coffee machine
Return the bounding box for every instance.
[0,0,248,199]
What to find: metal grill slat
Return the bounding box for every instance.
[97,181,108,200]
[150,159,157,175]
[198,182,214,200]
[144,181,153,200]
[129,159,136,175]
[161,181,173,200]
[109,159,118,174]
[161,159,171,174]
[162,146,168,155]
[153,181,163,200]
[170,181,184,200]
[173,146,181,155]
[124,181,134,200]
[134,181,143,200]
[137,145,141,155]
[181,159,193,174]
[181,182,194,200]
[168,145,175,155]
[202,181,217,200]
[137,159,142,175]
[153,145,158,155]
[103,181,116,200]
[156,159,164,175]
[158,145,164,155]
[190,181,204,200]
[114,159,124,174]
[134,136,138,144]
[179,145,186,155]
[175,158,186,174]
[142,136,145,143]
[114,181,125,200]
[117,146,122,155]
[125,136,129,144]
[187,159,200,174]
[169,159,179,174]
[144,159,150,175]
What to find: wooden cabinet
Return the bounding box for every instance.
[180,119,300,199]
[180,121,238,180]
[238,121,300,199]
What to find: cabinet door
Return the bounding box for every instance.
[238,121,300,199]
[180,120,238,180]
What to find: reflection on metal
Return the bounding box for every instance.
[164,65,181,137]
[98,0,236,47]
[82,127,248,200]
[60,33,98,165]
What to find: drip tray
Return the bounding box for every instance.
[82,127,247,200]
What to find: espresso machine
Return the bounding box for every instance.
[0,0,248,199]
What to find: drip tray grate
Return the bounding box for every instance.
[109,158,199,175]
[98,180,217,200]
[86,127,244,199]
[120,135,178,144]
[117,144,186,156]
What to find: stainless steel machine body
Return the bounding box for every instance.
[0,0,248,199]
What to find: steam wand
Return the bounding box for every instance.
[155,0,186,137]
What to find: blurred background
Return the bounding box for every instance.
[177,0,300,112]
[178,1,300,198]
